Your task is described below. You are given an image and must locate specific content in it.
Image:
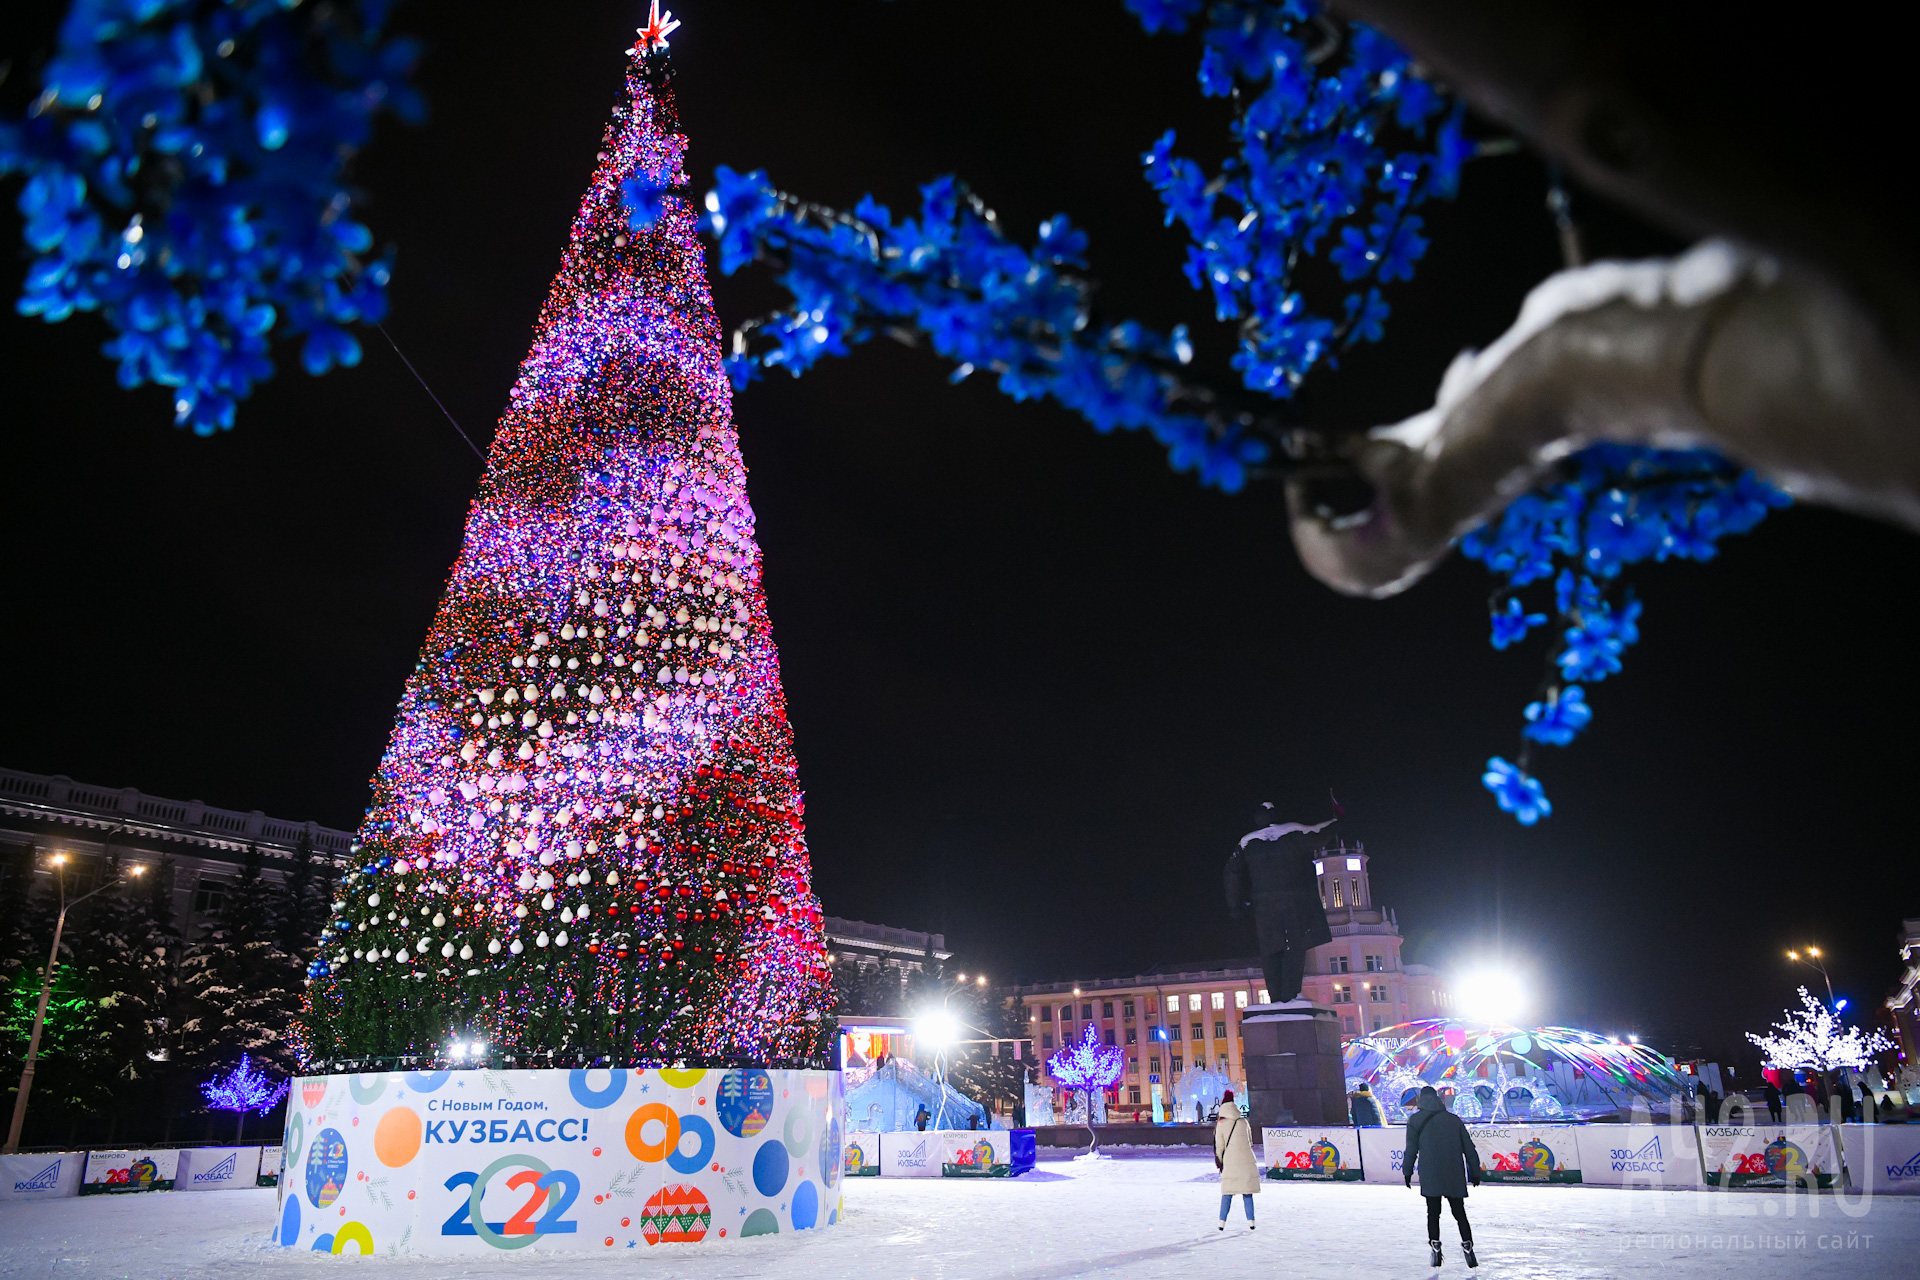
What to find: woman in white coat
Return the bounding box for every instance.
[1213,1089,1260,1229]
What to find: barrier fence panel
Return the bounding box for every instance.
[1358,1126,1408,1184]
[1,1152,83,1201]
[941,1131,1012,1177]
[258,1146,283,1187]
[1571,1126,1704,1188]
[1468,1125,1583,1184]
[877,1131,941,1177]
[1837,1124,1920,1195]
[1261,1127,1365,1181]
[180,1146,263,1191]
[843,1131,882,1177]
[81,1149,179,1194]
[1699,1125,1838,1189]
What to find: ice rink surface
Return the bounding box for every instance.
[4,1149,1915,1278]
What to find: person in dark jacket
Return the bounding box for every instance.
[1403,1086,1482,1269]
[1349,1082,1383,1127]
[1763,1078,1783,1123]
[914,1104,931,1132]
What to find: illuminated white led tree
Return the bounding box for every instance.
[1746,986,1893,1074]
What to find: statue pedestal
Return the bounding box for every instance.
[1240,1002,1348,1128]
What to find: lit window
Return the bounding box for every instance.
[1258,988,1269,1003]
[1319,881,1328,906]
[1314,860,1324,875]
[1346,857,1362,870]
[1234,990,1248,1009]
[1331,880,1344,907]
[1189,994,1202,1012]
[1125,1028,1137,1045]
[1332,984,1351,1004]
[1211,992,1225,1011]
[1350,877,1362,906]
[1365,955,1384,973]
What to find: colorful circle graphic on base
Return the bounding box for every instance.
[791,1179,819,1230]
[716,1069,772,1138]
[625,1103,680,1162]
[374,1106,422,1167]
[569,1068,627,1109]
[406,1069,451,1093]
[782,1104,812,1158]
[657,1067,706,1089]
[469,1154,552,1252]
[349,1074,387,1104]
[819,1114,842,1187]
[752,1138,788,1197]
[284,1111,306,1169]
[305,1127,348,1208]
[332,1222,374,1255]
[300,1078,328,1110]
[279,1193,301,1246]
[741,1208,779,1237]
[640,1183,710,1243]
[311,1235,334,1252]
[666,1113,715,1175]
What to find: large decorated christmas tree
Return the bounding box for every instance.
[299,17,833,1069]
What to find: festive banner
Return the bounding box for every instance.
[181,1146,263,1191]
[258,1146,283,1187]
[81,1149,180,1194]
[877,1130,941,1178]
[1,1152,83,1201]
[1468,1125,1583,1184]
[1261,1127,1364,1181]
[940,1131,1012,1177]
[1358,1126,1409,1185]
[275,1068,842,1254]
[842,1131,881,1178]
[1572,1126,1704,1188]
[1699,1125,1838,1189]
[1838,1124,1920,1194]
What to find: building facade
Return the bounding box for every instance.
[822,918,953,977]
[1885,917,1920,1087]
[1,764,356,932]
[1008,837,1448,1121]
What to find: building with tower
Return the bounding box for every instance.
[1299,837,1450,1035]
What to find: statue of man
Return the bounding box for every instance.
[1225,810,1336,1004]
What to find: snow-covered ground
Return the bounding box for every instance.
[4,1150,1915,1278]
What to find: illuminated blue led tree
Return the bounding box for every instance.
[695,0,1789,822]
[0,0,422,433]
[200,1053,290,1141]
[1047,1024,1125,1149]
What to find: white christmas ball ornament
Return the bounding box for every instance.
[441,942,455,958]
[555,930,569,946]
[509,939,524,955]
[536,931,550,948]
[487,939,502,955]
[367,893,380,906]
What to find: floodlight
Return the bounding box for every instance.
[915,1011,957,1050]
[1455,969,1524,1024]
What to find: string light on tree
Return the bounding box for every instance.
[1745,987,1893,1076]
[1047,1023,1125,1152]
[295,18,833,1070]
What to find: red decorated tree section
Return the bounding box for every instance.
[300,35,832,1067]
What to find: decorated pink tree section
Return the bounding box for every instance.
[299,23,832,1068]
[1048,1023,1125,1148]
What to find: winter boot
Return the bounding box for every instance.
[1430,1239,1443,1267]
[1461,1240,1478,1269]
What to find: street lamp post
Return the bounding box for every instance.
[3,851,145,1153]
[1786,947,1837,1006]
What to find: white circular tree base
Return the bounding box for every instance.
[274,1067,843,1255]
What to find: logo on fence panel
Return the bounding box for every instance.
[193,1153,239,1184]
[13,1159,62,1192]
[1608,1135,1666,1173]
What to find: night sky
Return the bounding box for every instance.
[4,1,1916,1067]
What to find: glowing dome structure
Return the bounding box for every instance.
[1344,1019,1693,1123]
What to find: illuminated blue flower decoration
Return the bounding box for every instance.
[1521,685,1591,747]
[0,0,422,434]
[1482,757,1551,825]
[1490,598,1548,650]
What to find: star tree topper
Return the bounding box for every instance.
[635,2,681,54]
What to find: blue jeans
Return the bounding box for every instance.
[1219,1194,1254,1221]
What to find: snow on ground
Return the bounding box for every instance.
[4,1149,1915,1279]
